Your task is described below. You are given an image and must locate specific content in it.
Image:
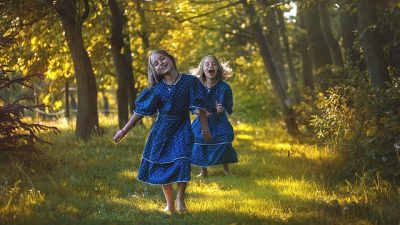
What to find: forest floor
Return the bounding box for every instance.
[0,115,399,225]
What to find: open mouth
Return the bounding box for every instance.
[208,69,215,74]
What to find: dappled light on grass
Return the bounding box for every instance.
[255,177,332,202]
[0,116,398,224]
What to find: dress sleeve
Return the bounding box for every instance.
[222,85,233,115]
[189,76,206,113]
[133,88,159,116]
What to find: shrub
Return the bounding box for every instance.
[307,66,400,181]
[0,68,60,152]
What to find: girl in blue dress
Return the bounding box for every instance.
[113,50,211,213]
[190,55,238,177]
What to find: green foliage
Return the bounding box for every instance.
[309,67,400,180]
[0,71,60,152]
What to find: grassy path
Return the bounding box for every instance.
[0,117,398,224]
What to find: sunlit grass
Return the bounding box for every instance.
[0,115,399,224]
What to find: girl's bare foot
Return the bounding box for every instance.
[163,206,176,213]
[223,164,231,176]
[176,198,187,212]
[196,167,208,177]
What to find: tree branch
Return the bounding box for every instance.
[173,1,241,22]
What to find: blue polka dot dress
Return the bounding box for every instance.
[191,80,238,167]
[134,74,205,185]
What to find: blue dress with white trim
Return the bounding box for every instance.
[134,74,205,185]
[191,80,238,167]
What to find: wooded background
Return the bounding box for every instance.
[1,0,399,179]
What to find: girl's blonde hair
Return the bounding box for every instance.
[147,49,178,88]
[190,55,233,83]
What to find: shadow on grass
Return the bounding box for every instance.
[1,121,398,225]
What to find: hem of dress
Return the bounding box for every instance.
[137,178,190,186]
[191,161,238,167]
[194,142,232,146]
[141,156,191,164]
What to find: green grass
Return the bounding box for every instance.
[0,115,399,225]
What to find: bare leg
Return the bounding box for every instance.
[176,182,187,212]
[223,164,231,175]
[162,184,175,212]
[197,167,208,177]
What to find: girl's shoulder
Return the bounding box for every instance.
[181,73,198,81]
[142,82,162,95]
[219,80,232,91]
[182,73,203,85]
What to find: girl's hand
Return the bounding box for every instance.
[216,103,224,114]
[205,110,212,117]
[113,129,127,143]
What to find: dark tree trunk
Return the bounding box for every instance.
[101,89,109,116]
[65,78,70,118]
[241,0,299,136]
[108,0,131,128]
[276,8,301,104]
[297,9,314,91]
[340,4,360,66]
[257,0,288,90]
[124,39,136,113]
[70,92,77,111]
[317,0,344,67]
[303,2,333,91]
[357,0,390,88]
[136,0,150,52]
[53,0,99,140]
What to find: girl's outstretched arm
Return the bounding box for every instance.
[113,113,144,143]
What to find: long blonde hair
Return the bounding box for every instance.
[147,49,178,88]
[190,55,233,83]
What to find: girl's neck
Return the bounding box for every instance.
[206,77,219,87]
[164,70,179,83]
[163,70,179,84]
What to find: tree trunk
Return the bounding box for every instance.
[65,78,70,118]
[340,4,360,66]
[276,8,301,104]
[303,2,333,91]
[317,0,344,67]
[297,9,314,91]
[56,1,99,140]
[136,0,150,52]
[257,0,288,90]
[241,0,299,136]
[123,39,136,113]
[101,89,109,116]
[357,0,390,88]
[109,0,131,128]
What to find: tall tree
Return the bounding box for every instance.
[48,0,99,140]
[317,0,344,67]
[276,7,301,104]
[302,2,333,91]
[297,8,314,91]
[108,0,133,128]
[241,0,298,136]
[340,3,360,65]
[257,0,288,90]
[135,0,150,53]
[357,0,390,88]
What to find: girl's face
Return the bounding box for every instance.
[203,57,218,80]
[150,52,174,75]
